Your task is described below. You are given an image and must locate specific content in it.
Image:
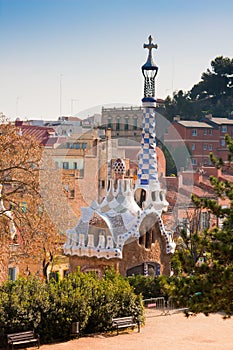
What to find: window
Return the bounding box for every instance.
[145,230,152,249]
[191,144,195,151]
[116,118,120,131]
[19,202,27,213]
[63,270,69,277]
[192,129,197,136]
[82,143,87,149]
[69,189,75,198]
[49,271,59,282]
[9,267,17,281]
[208,144,212,151]
[178,218,190,235]
[133,118,137,130]
[192,158,197,165]
[101,180,105,189]
[203,129,207,135]
[218,205,228,228]
[201,212,210,229]
[124,117,129,131]
[208,129,213,135]
[221,139,225,147]
[75,143,80,149]
[79,168,84,177]
[221,125,227,133]
[107,118,112,128]
[73,162,77,169]
[204,159,208,165]
[63,162,69,169]
[203,144,207,151]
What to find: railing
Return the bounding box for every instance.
[102,106,142,112]
[143,297,188,316]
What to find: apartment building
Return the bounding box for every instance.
[164,115,233,169]
[101,106,143,144]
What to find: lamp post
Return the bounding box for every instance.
[70,99,79,116]
[59,74,63,117]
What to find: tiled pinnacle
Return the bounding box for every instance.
[137,107,160,190]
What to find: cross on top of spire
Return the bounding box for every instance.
[143,35,158,56]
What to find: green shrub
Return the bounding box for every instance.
[0,277,50,346]
[128,275,163,299]
[39,271,93,342]
[0,269,144,345]
[84,269,144,334]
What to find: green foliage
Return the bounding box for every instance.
[164,90,194,121]
[128,275,163,299]
[0,269,144,345]
[85,269,144,334]
[39,270,93,342]
[0,277,50,345]
[164,56,233,119]
[161,144,177,176]
[168,134,233,317]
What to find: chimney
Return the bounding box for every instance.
[15,118,23,127]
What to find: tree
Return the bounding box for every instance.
[191,57,233,100]
[164,90,194,120]
[190,56,233,116]
[0,115,62,283]
[166,134,233,317]
[164,56,233,120]
[171,207,209,276]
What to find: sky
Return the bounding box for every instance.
[0,0,233,120]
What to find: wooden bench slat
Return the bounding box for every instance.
[7,330,40,349]
[112,316,140,335]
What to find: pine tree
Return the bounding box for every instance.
[168,134,233,317]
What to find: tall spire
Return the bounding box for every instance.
[141,35,158,102]
[136,35,168,215]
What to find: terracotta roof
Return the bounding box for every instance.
[181,184,215,198]
[177,121,213,128]
[211,117,233,125]
[20,125,55,146]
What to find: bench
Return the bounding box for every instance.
[112,316,140,335]
[7,330,40,350]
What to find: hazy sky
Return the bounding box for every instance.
[1,0,232,120]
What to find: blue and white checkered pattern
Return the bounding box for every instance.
[137,107,159,187]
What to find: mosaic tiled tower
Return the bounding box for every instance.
[136,35,168,213]
[137,108,159,189]
[63,36,175,278]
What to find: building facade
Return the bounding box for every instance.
[164,115,233,170]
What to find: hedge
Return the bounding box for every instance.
[0,269,144,346]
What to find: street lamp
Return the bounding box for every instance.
[70,99,79,116]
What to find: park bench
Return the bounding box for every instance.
[112,316,140,335]
[7,330,40,350]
